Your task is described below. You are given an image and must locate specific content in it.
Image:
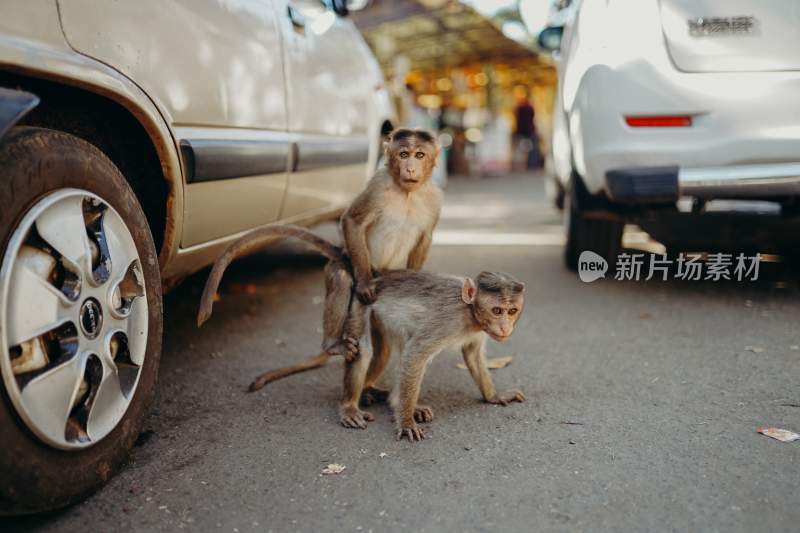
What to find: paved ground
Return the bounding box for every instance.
[6,173,800,532]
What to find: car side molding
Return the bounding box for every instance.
[0,88,39,141]
[178,128,371,183]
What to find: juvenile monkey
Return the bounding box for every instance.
[340,270,527,440]
[196,128,442,389]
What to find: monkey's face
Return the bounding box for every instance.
[474,292,524,342]
[462,272,526,342]
[385,132,439,193]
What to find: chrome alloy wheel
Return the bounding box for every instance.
[0,189,148,450]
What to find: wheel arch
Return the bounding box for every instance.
[0,68,183,278]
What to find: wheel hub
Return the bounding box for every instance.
[0,189,149,450]
[79,298,103,339]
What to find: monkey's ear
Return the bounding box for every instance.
[461,277,477,304]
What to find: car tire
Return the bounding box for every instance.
[0,127,162,515]
[564,173,623,272]
[545,174,565,211]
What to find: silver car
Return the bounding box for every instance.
[0,0,393,514]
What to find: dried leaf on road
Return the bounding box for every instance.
[456,356,513,370]
[757,427,800,443]
[321,463,346,475]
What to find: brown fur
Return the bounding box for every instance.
[339,270,527,441]
[195,129,442,390]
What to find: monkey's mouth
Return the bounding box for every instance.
[402,178,420,185]
[489,332,511,342]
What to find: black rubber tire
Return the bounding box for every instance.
[0,127,163,515]
[564,174,624,272]
[545,174,565,211]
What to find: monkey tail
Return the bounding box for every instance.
[197,223,344,327]
[248,352,331,391]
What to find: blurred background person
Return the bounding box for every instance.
[512,92,542,171]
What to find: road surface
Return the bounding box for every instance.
[6,173,799,532]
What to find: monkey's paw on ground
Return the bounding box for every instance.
[397,423,426,442]
[488,389,526,406]
[340,406,374,429]
[413,405,434,423]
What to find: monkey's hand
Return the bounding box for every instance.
[397,422,426,442]
[487,389,526,406]
[355,278,377,304]
[342,335,359,363]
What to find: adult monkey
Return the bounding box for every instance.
[341,270,527,438]
[197,128,442,391]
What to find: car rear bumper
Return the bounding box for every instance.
[606,163,800,204]
[572,64,800,197]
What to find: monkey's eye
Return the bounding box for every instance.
[399,151,409,159]
[415,152,425,159]
[508,308,518,316]
[492,307,503,316]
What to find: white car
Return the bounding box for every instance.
[539,0,800,269]
[0,0,393,514]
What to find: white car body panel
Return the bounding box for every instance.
[0,0,395,276]
[551,0,800,198]
[0,0,186,271]
[58,0,288,130]
[272,0,383,219]
[660,0,800,73]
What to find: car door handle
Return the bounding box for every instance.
[287,4,306,31]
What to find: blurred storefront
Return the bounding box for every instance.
[353,0,556,177]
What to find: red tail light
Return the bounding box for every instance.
[625,116,692,127]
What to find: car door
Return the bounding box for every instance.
[57,0,291,247]
[272,0,376,219]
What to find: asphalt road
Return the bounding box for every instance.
[6,173,800,532]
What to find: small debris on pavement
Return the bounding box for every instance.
[322,463,346,475]
[379,452,387,458]
[275,339,286,347]
[639,312,653,320]
[559,421,585,426]
[757,427,800,442]
[745,346,764,353]
[456,356,513,370]
[312,296,323,305]
[790,345,799,351]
